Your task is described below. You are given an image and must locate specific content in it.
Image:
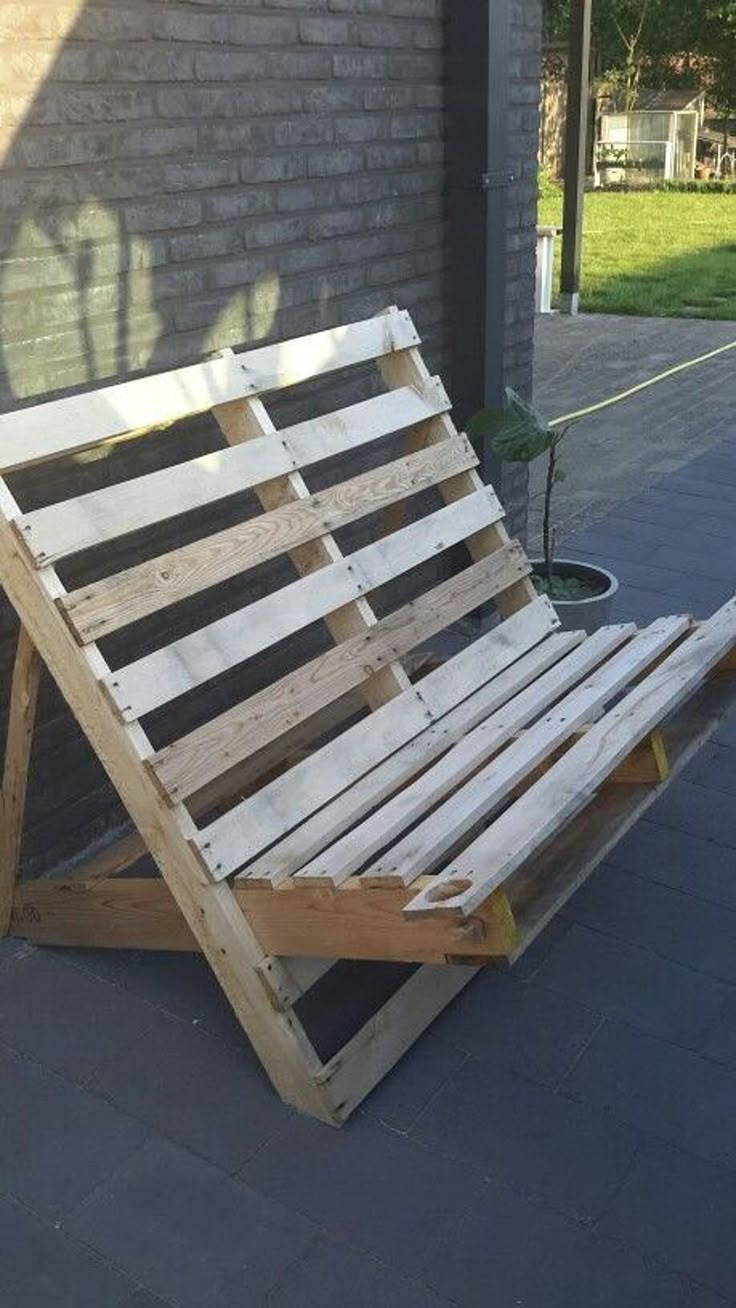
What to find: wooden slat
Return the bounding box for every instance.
[295,625,631,888]
[507,670,736,960]
[0,309,420,474]
[60,689,368,887]
[0,627,42,933]
[220,598,559,881]
[377,306,537,617]
[8,874,516,965]
[315,964,480,1122]
[376,616,687,890]
[240,620,572,888]
[16,380,449,565]
[60,435,478,643]
[152,543,531,816]
[107,487,504,720]
[212,386,412,713]
[406,599,736,919]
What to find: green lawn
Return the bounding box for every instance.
[538,190,736,320]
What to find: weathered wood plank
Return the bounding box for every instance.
[0,627,42,934]
[61,435,478,643]
[315,963,482,1122]
[507,670,736,959]
[107,487,504,719]
[407,600,736,918]
[224,600,559,882]
[17,381,449,564]
[154,543,531,817]
[240,615,570,887]
[377,305,537,616]
[0,310,420,474]
[297,625,631,887]
[9,875,517,964]
[212,385,412,712]
[380,616,686,890]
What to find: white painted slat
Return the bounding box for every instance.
[295,625,630,887]
[0,309,420,474]
[152,543,533,810]
[17,380,448,565]
[60,435,478,643]
[243,631,580,888]
[377,615,689,890]
[106,487,504,719]
[212,599,560,881]
[405,607,736,918]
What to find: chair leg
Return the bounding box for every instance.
[0,626,41,935]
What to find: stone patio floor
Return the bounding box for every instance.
[1,315,735,1308]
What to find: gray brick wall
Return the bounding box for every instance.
[0,0,448,404]
[504,0,543,532]
[0,0,542,875]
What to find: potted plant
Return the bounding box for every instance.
[468,388,618,633]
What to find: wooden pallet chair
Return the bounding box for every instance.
[1,306,735,1125]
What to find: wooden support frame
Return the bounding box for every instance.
[2,310,734,1126]
[0,625,41,933]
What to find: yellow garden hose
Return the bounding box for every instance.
[549,338,736,427]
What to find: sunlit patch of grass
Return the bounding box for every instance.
[538,190,736,320]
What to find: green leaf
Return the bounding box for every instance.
[553,467,566,482]
[467,388,555,464]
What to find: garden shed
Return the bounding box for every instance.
[596,88,705,186]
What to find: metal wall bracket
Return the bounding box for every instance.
[480,170,515,191]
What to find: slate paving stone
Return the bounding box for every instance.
[611,588,675,623]
[67,948,244,1047]
[562,1019,736,1169]
[572,553,731,611]
[91,1011,290,1171]
[686,1285,735,1308]
[563,865,736,983]
[605,820,736,912]
[509,912,571,980]
[649,779,736,849]
[0,937,31,968]
[360,1028,467,1132]
[575,513,708,552]
[0,949,163,1082]
[267,1238,451,1308]
[117,1293,171,1308]
[664,472,736,503]
[68,1137,317,1308]
[650,546,736,586]
[644,488,736,527]
[566,529,649,564]
[430,968,602,1087]
[410,1054,641,1222]
[686,743,736,798]
[617,504,734,542]
[533,925,729,1050]
[715,713,736,749]
[598,1141,736,1302]
[242,1115,682,1307]
[0,1196,136,1308]
[0,1043,146,1220]
[702,991,736,1070]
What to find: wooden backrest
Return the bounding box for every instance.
[0,307,540,876]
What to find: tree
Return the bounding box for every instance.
[543,0,735,118]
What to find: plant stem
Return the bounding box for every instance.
[544,443,557,586]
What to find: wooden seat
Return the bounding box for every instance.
[2,306,735,1124]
